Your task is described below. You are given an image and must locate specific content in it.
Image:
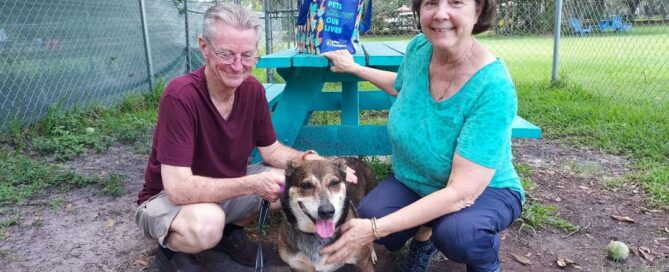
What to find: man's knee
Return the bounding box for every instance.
[432,217,499,264]
[174,203,226,250]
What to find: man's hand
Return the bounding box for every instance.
[253,170,285,202]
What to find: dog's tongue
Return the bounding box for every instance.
[315,220,335,238]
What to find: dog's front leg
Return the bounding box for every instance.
[279,249,316,272]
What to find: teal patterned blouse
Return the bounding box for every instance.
[389,34,524,203]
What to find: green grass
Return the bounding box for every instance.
[0,211,19,240]
[364,156,392,182]
[516,81,669,207]
[0,81,163,204]
[5,80,163,161]
[520,201,581,233]
[479,25,669,208]
[0,149,124,205]
[361,34,415,42]
[515,163,536,191]
[602,176,628,190]
[514,161,579,233]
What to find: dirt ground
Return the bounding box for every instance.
[0,139,667,271]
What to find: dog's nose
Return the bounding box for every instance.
[317,203,335,219]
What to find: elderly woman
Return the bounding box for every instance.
[320,0,523,271]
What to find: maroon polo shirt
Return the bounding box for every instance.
[137,67,277,205]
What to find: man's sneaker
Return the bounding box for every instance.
[212,227,258,267]
[395,239,438,272]
[154,245,212,272]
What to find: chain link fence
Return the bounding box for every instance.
[1,0,667,131]
[558,0,669,105]
[0,0,194,131]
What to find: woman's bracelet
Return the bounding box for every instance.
[370,217,380,240]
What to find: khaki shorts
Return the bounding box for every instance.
[135,163,273,247]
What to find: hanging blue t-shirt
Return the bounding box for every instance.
[389,34,524,203]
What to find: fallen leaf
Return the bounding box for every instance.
[557,259,566,268]
[511,253,532,265]
[556,256,575,268]
[573,265,583,270]
[579,185,590,190]
[611,215,635,223]
[133,258,149,267]
[555,197,562,202]
[638,246,654,262]
[106,218,115,227]
[665,227,669,234]
[641,207,662,213]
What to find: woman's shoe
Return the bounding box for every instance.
[395,239,438,272]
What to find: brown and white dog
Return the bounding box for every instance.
[278,157,376,272]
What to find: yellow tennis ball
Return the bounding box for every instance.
[607,240,629,262]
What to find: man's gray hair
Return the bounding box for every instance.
[202,3,261,43]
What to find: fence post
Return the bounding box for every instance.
[139,0,155,91]
[264,0,274,83]
[552,0,563,83]
[185,0,192,72]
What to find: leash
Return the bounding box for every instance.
[255,199,270,272]
[256,182,283,272]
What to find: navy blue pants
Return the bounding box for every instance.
[358,176,523,272]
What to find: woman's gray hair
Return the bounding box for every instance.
[202,3,261,44]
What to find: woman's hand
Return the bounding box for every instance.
[320,218,375,264]
[321,50,360,74]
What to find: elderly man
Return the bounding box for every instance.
[135,3,323,271]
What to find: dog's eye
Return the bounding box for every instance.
[329,179,341,188]
[300,183,314,190]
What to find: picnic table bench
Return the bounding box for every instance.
[259,42,541,156]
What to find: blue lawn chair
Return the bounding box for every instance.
[611,15,632,32]
[569,18,593,36]
[598,19,614,32]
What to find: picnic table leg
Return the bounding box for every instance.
[341,82,360,126]
[271,67,327,147]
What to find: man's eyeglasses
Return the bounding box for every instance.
[207,43,258,66]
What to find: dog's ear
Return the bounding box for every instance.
[331,157,348,177]
[285,158,303,178]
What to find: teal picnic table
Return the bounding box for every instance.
[258,42,541,156]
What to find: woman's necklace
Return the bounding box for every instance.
[434,40,475,101]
